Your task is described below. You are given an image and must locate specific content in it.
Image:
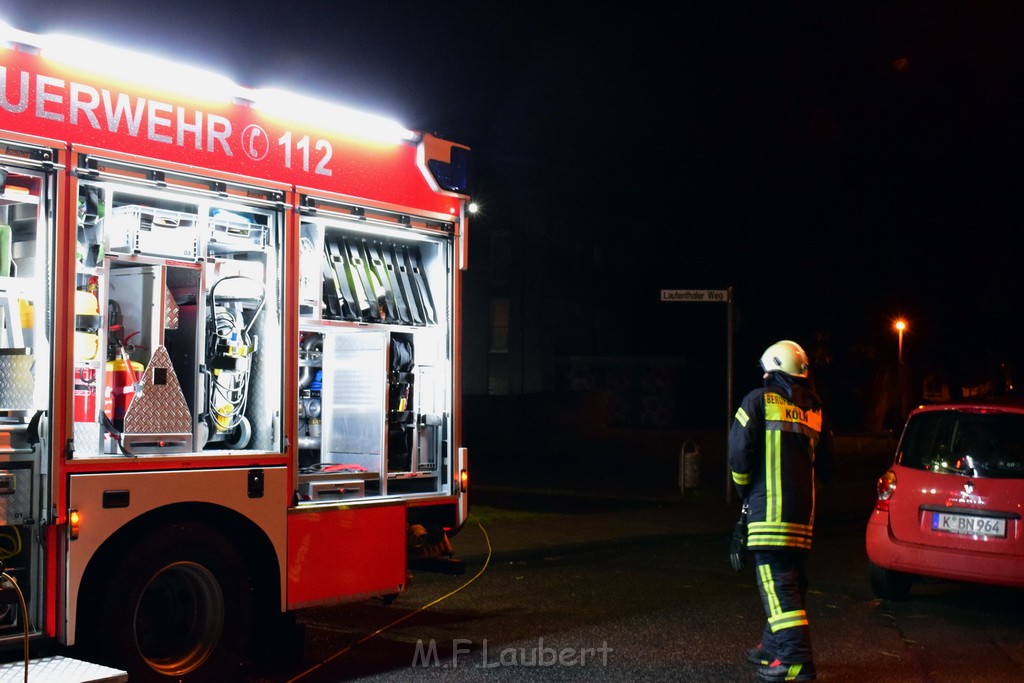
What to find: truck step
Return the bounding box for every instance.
[0,655,127,682]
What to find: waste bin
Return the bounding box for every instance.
[679,439,701,491]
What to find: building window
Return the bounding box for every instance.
[489,296,510,353]
[489,230,511,281]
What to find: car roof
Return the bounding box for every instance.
[910,398,1024,416]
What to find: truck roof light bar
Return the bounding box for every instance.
[26,30,239,103]
[0,20,418,146]
[250,88,418,145]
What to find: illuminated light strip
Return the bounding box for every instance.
[2,25,240,103]
[0,21,36,50]
[0,19,417,145]
[249,88,418,144]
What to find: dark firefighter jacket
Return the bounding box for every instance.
[728,371,836,551]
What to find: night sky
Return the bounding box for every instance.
[5,2,1024,417]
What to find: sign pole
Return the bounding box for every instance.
[659,288,733,503]
[726,286,733,504]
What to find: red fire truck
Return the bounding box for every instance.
[0,22,470,682]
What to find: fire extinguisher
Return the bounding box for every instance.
[104,351,143,432]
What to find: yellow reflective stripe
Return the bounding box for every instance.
[757,563,782,616]
[748,521,813,549]
[768,609,808,632]
[749,521,813,535]
[732,471,751,485]
[747,534,813,550]
[764,393,822,433]
[765,429,782,522]
[735,407,750,427]
[767,420,820,439]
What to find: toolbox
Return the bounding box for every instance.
[104,205,200,260]
[207,211,266,254]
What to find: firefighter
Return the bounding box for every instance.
[729,340,835,682]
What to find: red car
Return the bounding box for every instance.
[866,400,1024,599]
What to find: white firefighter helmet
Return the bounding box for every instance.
[760,340,809,378]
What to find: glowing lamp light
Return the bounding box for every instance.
[893,318,907,364]
[69,509,81,540]
[0,20,34,47]
[27,32,239,103]
[251,88,417,145]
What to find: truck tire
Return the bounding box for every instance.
[78,521,254,682]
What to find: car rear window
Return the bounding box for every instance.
[897,410,1024,479]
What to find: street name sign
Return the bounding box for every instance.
[660,289,730,302]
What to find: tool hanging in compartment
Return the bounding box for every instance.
[391,242,423,325]
[324,235,367,320]
[387,333,415,471]
[321,233,436,326]
[401,243,436,324]
[365,239,402,322]
[321,250,346,319]
[342,235,389,322]
[200,275,266,449]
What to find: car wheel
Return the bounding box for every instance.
[868,560,914,600]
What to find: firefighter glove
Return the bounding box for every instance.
[729,502,749,572]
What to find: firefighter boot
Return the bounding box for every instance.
[746,644,773,666]
[756,659,816,681]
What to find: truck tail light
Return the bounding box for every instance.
[459,468,468,493]
[69,509,81,540]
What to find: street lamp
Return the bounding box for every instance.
[894,319,906,364]
[894,318,908,417]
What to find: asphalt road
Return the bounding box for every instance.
[239,435,1024,682]
[248,511,1024,682]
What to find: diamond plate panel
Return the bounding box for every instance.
[164,285,179,329]
[0,655,127,682]
[0,353,33,411]
[73,421,101,456]
[123,345,192,435]
[0,470,31,524]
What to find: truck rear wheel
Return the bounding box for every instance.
[79,522,254,682]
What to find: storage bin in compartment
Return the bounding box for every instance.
[207,210,266,254]
[298,475,366,502]
[104,205,200,260]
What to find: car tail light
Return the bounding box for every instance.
[874,470,896,512]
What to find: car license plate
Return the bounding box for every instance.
[932,512,1007,538]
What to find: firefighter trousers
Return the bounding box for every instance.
[753,548,814,664]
